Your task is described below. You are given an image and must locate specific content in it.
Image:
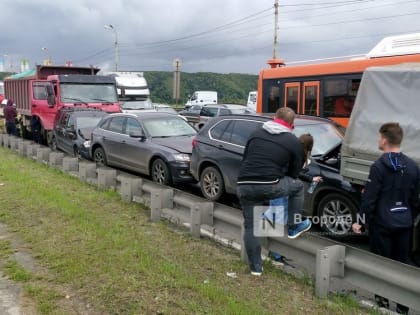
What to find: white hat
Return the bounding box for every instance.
[1,99,8,106]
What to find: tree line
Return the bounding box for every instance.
[143,71,258,105]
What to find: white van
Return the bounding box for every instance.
[185,91,217,109]
[247,91,257,111]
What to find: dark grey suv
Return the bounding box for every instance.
[90,112,197,185]
[197,104,255,129]
[52,107,108,158]
[190,114,361,238]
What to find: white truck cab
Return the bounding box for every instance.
[106,71,153,113]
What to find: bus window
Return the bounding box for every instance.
[267,85,280,112]
[323,79,359,117]
[303,82,319,116]
[284,83,300,113]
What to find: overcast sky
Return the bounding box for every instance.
[1,0,419,74]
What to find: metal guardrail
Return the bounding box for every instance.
[1,134,420,312]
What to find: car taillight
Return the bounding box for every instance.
[192,136,198,148]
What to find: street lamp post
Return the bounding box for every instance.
[104,24,119,71]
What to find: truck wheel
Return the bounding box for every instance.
[93,147,107,166]
[317,193,357,239]
[151,159,172,186]
[200,166,225,201]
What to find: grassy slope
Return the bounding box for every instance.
[0,147,372,315]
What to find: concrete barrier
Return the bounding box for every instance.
[49,152,65,168]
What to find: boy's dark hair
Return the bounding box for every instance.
[379,122,403,146]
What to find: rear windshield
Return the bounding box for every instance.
[200,107,218,117]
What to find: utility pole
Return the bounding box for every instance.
[104,24,119,71]
[273,0,279,59]
[172,59,181,105]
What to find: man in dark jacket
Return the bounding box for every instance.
[237,107,311,276]
[3,99,17,136]
[352,122,420,314]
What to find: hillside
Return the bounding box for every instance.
[143,71,258,105]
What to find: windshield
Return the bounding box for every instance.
[60,83,118,103]
[143,117,197,138]
[121,99,153,110]
[76,116,105,129]
[0,84,4,94]
[294,123,343,156]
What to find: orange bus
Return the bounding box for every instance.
[257,34,420,127]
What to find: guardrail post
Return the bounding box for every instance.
[150,188,173,222]
[26,143,40,160]
[97,167,117,190]
[62,157,79,172]
[9,136,18,150]
[36,147,52,164]
[2,134,9,147]
[190,202,214,238]
[119,175,135,202]
[191,204,201,238]
[17,140,28,156]
[79,161,97,183]
[315,245,346,298]
[49,152,64,168]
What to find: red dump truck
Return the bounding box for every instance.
[4,65,120,144]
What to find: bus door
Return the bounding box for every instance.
[302,81,320,116]
[284,82,300,113]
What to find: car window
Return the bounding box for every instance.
[219,109,230,116]
[143,117,196,138]
[125,117,143,135]
[98,117,110,129]
[209,120,231,140]
[107,116,126,134]
[58,112,69,126]
[230,120,262,146]
[67,115,75,128]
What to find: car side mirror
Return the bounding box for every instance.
[46,85,56,107]
[129,130,145,140]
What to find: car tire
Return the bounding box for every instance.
[93,147,107,166]
[73,145,80,159]
[200,166,225,201]
[317,193,357,239]
[151,158,172,186]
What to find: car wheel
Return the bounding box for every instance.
[200,166,225,201]
[93,147,107,166]
[50,136,57,151]
[151,159,172,186]
[73,145,80,159]
[317,193,357,239]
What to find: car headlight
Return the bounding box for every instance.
[83,140,91,148]
[173,153,191,162]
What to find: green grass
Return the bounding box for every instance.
[0,146,372,314]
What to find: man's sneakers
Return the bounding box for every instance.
[288,219,312,239]
[250,264,263,276]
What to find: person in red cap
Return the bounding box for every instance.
[3,99,17,136]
